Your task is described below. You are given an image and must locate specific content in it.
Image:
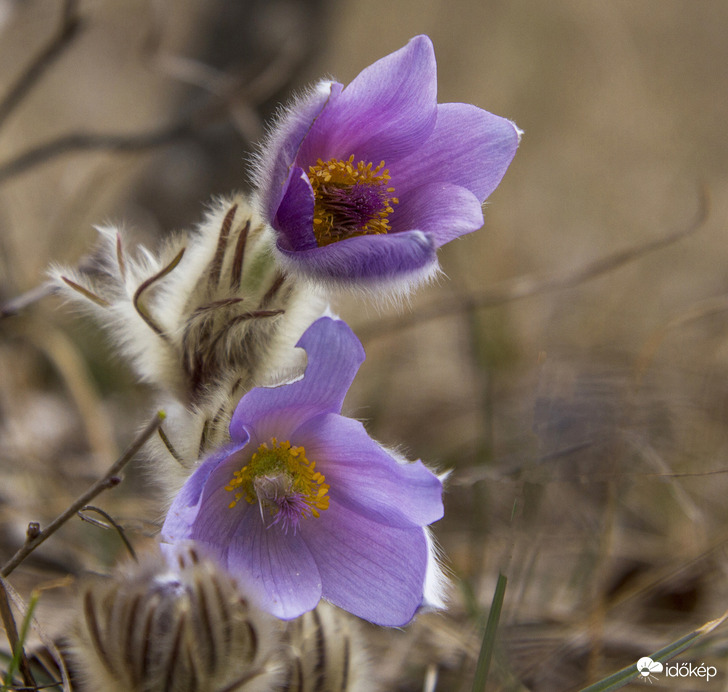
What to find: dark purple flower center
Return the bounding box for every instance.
[224,438,329,533]
[307,155,399,246]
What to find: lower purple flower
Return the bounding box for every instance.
[161,316,445,626]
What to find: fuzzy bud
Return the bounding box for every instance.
[50,194,326,473]
[73,544,283,692]
[281,601,376,692]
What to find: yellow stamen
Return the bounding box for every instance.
[225,438,330,521]
[307,155,399,246]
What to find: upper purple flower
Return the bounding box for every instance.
[254,34,520,288]
[161,316,444,626]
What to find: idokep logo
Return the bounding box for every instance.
[636,657,663,683]
[636,656,718,683]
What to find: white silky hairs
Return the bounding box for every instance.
[51,195,326,494]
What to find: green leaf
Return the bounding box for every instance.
[472,572,508,692]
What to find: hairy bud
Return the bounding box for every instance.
[73,545,283,692]
[282,601,376,692]
[50,194,326,483]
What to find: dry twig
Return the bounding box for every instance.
[0,282,56,319]
[77,506,138,562]
[360,188,709,342]
[0,0,82,131]
[0,412,164,578]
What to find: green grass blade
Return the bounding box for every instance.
[471,572,508,692]
[2,589,39,691]
[579,607,728,692]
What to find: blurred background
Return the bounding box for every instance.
[1,0,728,690]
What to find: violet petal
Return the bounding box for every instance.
[391,182,485,245]
[229,317,364,442]
[177,459,324,620]
[389,102,520,201]
[297,35,438,168]
[277,228,437,282]
[273,167,318,251]
[257,81,343,222]
[161,436,249,541]
[293,413,443,528]
[299,498,429,626]
[224,505,322,620]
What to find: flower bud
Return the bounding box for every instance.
[50,194,325,421]
[73,544,283,692]
[282,601,375,692]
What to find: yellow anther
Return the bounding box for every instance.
[225,438,330,523]
[306,155,399,246]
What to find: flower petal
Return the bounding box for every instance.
[293,413,443,528]
[229,317,365,442]
[256,81,343,222]
[161,436,250,541]
[389,102,520,202]
[225,510,322,620]
[297,35,438,167]
[391,182,485,245]
[165,451,323,620]
[273,167,318,251]
[276,229,437,283]
[299,498,429,626]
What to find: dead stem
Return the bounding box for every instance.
[359,186,709,342]
[0,115,194,185]
[0,282,57,319]
[0,411,164,578]
[0,0,82,131]
[0,93,235,185]
[78,506,138,562]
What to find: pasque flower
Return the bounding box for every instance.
[254,34,520,289]
[162,316,445,626]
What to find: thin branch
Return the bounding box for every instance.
[360,188,709,342]
[0,19,299,187]
[0,0,82,131]
[0,282,57,319]
[635,294,728,381]
[77,506,137,561]
[0,120,194,185]
[0,80,240,185]
[158,426,185,466]
[0,3,302,186]
[0,412,165,578]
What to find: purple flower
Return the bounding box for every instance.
[161,316,445,626]
[254,34,520,289]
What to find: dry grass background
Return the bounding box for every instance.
[1,0,728,690]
